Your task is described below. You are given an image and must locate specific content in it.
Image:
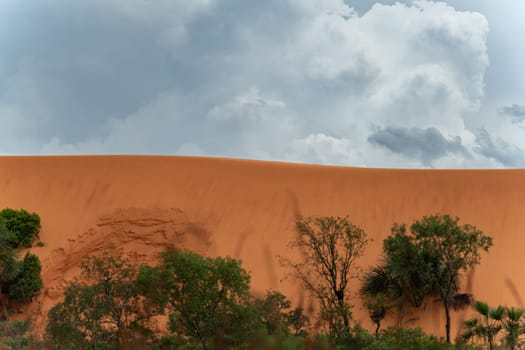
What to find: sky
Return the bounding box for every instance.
[1,0,524,168]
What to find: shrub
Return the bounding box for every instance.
[8,253,44,304]
[138,250,254,349]
[0,209,41,249]
[0,320,45,349]
[47,254,147,350]
[364,327,453,350]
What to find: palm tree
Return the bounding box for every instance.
[362,223,474,337]
[360,268,389,335]
[463,301,505,350]
[502,307,525,350]
[361,228,438,326]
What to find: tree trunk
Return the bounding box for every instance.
[444,301,451,343]
[343,311,350,332]
[200,339,208,350]
[336,294,350,336]
[375,322,380,337]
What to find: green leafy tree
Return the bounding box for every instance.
[410,215,492,343]
[0,223,19,319]
[256,291,292,336]
[253,290,310,338]
[281,216,368,342]
[286,305,310,338]
[0,319,44,350]
[138,250,252,350]
[361,224,437,327]
[8,253,43,304]
[240,291,310,349]
[47,283,110,350]
[0,209,41,248]
[0,223,19,281]
[47,253,148,350]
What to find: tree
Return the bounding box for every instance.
[362,293,387,336]
[47,283,110,350]
[0,209,41,248]
[281,216,368,340]
[0,223,19,320]
[8,253,43,304]
[502,307,525,350]
[47,253,148,350]
[286,305,310,338]
[138,250,253,350]
[0,319,44,350]
[361,224,437,327]
[462,301,504,350]
[464,304,525,350]
[256,291,292,336]
[0,223,19,282]
[410,215,492,343]
[253,290,309,338]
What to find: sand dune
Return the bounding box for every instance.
[1,155,524,338]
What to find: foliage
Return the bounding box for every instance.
[8,253,43,304]
[48,250,307,350]
[0,222,20,319]
[463,301,525,350]
[0,208,41,249]
[138,249,253,350]
[281,216,368,341]
[286,304,310,337]
[0,213,44,322]
[362,292,387,336]
[363,327,455,350]
[361,223,438,328]
[46,253,148,350]
[307,326,479,350]
[252,290,310,339]
[363,215,491,343]
[244,329,308,350]
[462,301,504,350]
[39,212,499,349]
[0,222,19,282]
[410,215,493,343]
[47,283,111,350]
[502,307,525,350]
[0,320,45,350]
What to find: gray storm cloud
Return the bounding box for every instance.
[368,126,469,167]
[473,128,525,167]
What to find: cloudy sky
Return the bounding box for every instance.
[1,0,524,168]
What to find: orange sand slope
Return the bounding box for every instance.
[1,156,524,338]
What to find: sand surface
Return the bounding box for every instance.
[1,155,524,339]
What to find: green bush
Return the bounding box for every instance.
[8,253,44,304]
[308,326,484,350]
[46,254,146,350]
[0,209,41,248]
[138,250,254,349]
[0,320,45,349]
[363,327,454,350]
